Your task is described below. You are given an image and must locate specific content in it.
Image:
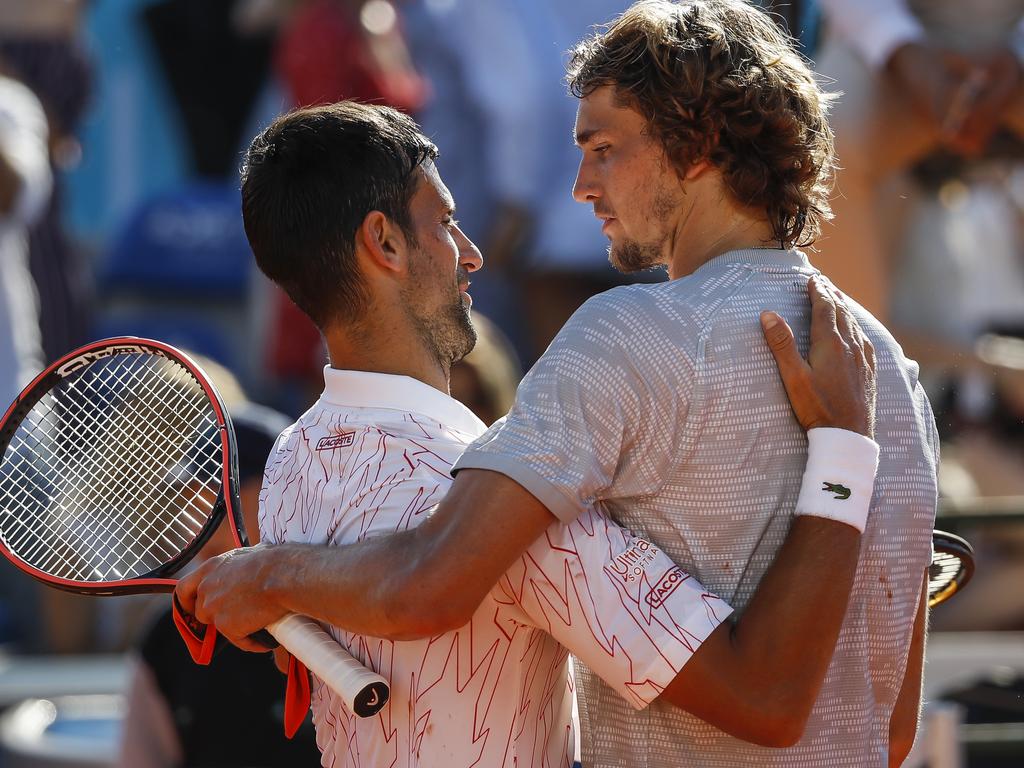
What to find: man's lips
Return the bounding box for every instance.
[600,217,616,234]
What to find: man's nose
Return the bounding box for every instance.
[573,156,598,203]
[456,226,483,273]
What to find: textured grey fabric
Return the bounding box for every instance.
[455,248,939,767]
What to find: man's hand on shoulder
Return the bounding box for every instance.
[760,275,877,438]
[175,544,294,653]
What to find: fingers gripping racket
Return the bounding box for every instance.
[928,530,975,608]
[0,338,389,718]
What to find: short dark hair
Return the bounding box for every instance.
[567,0,836,247]
[240,102,438,328]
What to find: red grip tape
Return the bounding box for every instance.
[172,593,218,666]
[284,655,312,738]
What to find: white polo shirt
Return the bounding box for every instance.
[260,367,732,768]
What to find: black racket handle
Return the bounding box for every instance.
[211,629,279,655]
[248,629,279,649]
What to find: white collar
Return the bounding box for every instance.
[320,366,487,436]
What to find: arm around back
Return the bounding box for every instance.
[659,515,862,747]
[183,468,558,646]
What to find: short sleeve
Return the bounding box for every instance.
[453,289,695,523]
[495,506,733,710]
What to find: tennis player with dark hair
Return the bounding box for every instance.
[179,2,935,764]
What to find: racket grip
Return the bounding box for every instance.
[266,613,390,718]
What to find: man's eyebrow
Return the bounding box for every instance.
[574,127,604,147]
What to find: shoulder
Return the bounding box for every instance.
[266,402,469,484]
[557,283,706,356]
[846,297,923,386]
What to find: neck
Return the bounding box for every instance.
[665,191,779,280]
[322,309,450,395]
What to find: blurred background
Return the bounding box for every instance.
[0,0,1020,766]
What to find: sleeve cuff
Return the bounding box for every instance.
[626,596,734,711]
[451,451,583,523]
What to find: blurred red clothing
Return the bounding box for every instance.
[275,0,426,110]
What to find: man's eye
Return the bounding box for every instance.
[593,145,610,155]
[444,218,460,228]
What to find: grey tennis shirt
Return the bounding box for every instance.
[453,248,939,767]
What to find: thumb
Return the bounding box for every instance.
[761,311,802,369]
[762,312,813,420]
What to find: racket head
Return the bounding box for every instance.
[928,529,975,608]
[0,337,246,595]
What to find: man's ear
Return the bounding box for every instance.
[358,211,407,274]
[683,157,712,181]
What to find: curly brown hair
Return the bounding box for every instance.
[567,0,836,247]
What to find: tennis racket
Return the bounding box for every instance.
[0,337,389,718]
[928,530,975,608]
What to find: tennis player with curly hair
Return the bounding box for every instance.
[181,2,936,765]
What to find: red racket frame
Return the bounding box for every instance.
[0,336,247,596]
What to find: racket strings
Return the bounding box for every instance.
[7,361,210,573]
[46,360,214,543]
[54,356,221,578]
[928,550,964,599]
[1,394,198,579]
[18,368,218,581]
[0,352,225,582]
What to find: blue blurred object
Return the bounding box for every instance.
[98,182,250,298]
[91,311,235,371]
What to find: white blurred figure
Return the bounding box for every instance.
[0,69,47,412]
[0,69,50,653]
[813,0,1024,322]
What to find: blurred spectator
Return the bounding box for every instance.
[409,0,642,364]
[0,67,50,652]
[276,0,426,111]
[141,0,274,178]
[813,0,1024,322]
[116,402,322,768]
[0,0,94,363]
[0,68,48,407]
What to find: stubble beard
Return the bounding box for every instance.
[609,239,664,273]
[607,186,677,274]
[403,259,477,371]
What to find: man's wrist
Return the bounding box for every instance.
[258,543,305,617]
[795,428,880,533]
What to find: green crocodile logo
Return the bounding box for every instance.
[822,482,851,500]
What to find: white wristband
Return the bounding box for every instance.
[795,428,880,533]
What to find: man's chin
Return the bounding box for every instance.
[448,306,478,364]
[608,242,662,274]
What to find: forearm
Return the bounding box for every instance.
[663,517,860,746]
[731,517,861,726]
[186,469,558,644]
[258,533,435,641]
[661,428,878,745]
